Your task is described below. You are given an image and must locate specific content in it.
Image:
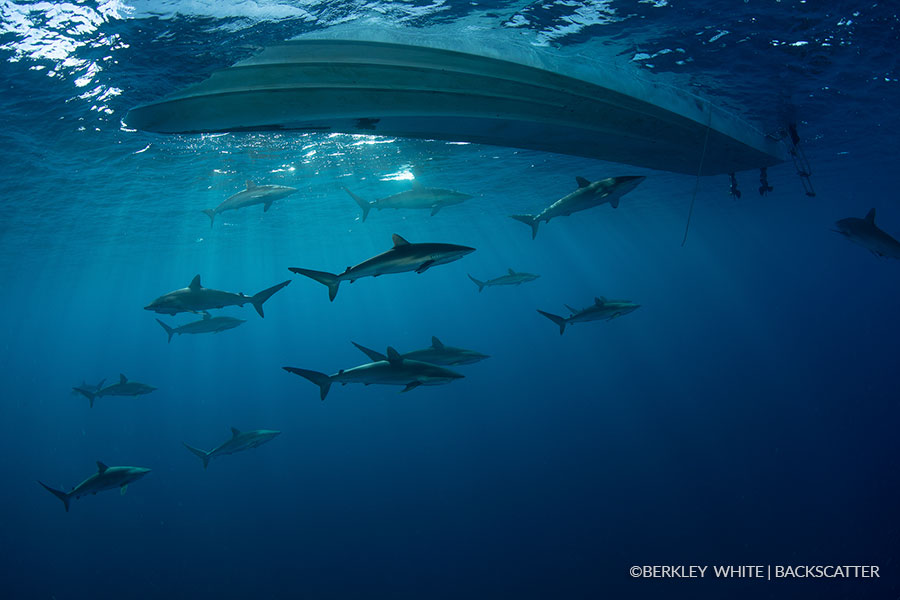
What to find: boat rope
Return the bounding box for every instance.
[681,107,713,247]
[787,122,816,197]
[758,167,773,196]
[729,172,741,199]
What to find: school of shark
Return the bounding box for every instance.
[40,40,900,512]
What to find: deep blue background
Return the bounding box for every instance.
[1,2,898,599]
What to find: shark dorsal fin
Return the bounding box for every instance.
[386,347,402,363]
[595,296,607,305]
[189,275,202,290]
[508,268,516,275]
[231,427,241,438]
[246,180,257,190]
[97,461,109,473]
[431,336,444,349]
[391,234,410,247]
[119,374,128,384]
[576,176,591,188]
[865,208,876,224]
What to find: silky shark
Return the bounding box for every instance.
[144,275,290,317]
[202,180,297,227]
[156,313,246,343]
[538,296,641,335]
[511,175,645,239]
[72,374,157,408]
[183,427,281,469]
[343,182,472,221]
[289,234,475,301]
[833,208,900,258]
[352,336,490,366]
[39,462,151,512]
[468,268,540,292]
[283,347,464,400]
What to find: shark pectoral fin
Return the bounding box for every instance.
[416,260,436,274]
[263,200,273,212]
[401,382,422,393]
[609,197,620,208]
[120,484,128,496]
[430,205,441,216]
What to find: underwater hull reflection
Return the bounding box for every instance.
[126,40,785,176]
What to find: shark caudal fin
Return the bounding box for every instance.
[288,268,341,301]
[182,443,212,469]
[343,187,372,222]
[468,274,486,292]
[202,209,216,228]
[156,319,176,343]
[351,341,388,362]
[537,310,567,335]
[38,481,71,512]
[250,280,291,318]
[510,214,540,239]
[283,367,333,400]
[72,386,98,408]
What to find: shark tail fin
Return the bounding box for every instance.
[38,481,70,512]
[73,387,97,408]
[467,274,486,292]
[283,367,333,400]
[182,443,211,469]
[343,187,371,222]
[537,309,567,335]
[510,214,540,239]
[288,268,341,302]
[250,280,291,318]
[156,319,175,343]
[351,341,388,362]
[202,209,216,228]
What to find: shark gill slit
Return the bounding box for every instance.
[681,107,713,247]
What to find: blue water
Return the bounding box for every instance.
[1,2,899,599]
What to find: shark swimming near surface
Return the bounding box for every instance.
[343,182,472,221]
[468,268,540,292]
[72,374,157,408]
[538,296,641,335]
[510,175,645,239]
[156,313,246,343]
[289,234,475,301]
[183,427,281,469]
[833,208,900,258]
[352,337,489,366]
[283,347,464,400]
[144,275,290,318]
[202,180,297,227]
[38,462,151,512]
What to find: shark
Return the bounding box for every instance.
[833,208,900,258]
[538,296,641,335]
[510,175,645,239]
[71,379,105,401]
[468,268,540,292]
[283,347,464,400]
[156,313,246,343]
[183,427,281,469]
[343,182,472,221]
[352,336,490,366]
[73,374,157,408]
[144,275,290,318]
[202,180,297,227]
[38,462,151,512]
[289,234,475,301]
